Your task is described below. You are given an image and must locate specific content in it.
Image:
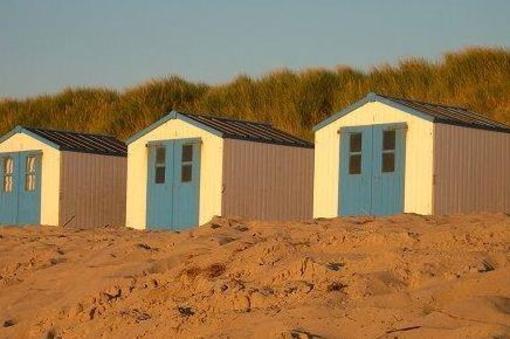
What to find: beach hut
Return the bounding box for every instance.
[126,111,314,230]
[0,126,127,227]
[313,92,510,217]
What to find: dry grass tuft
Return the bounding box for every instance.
[1,47,509,141]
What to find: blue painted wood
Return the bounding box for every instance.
[339,124,406,216]
[0,151,42,225]
[371,125,406,216]
[0,153,18,225]
[339,126,373,216]
[147,141,175,229]
[171,140,200,230]
[16,153,42,224]
[146,139,201,230]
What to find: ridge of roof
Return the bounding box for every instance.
[22,126,119,139]
[377,93,510,130]
[181,112,272,126]
[376,93,469,110]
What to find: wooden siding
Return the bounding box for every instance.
[222,139,313,220]
[433,123,510,214]
[59,152,126,228]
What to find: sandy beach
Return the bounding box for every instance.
[1,213,509,338]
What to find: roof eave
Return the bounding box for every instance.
[222,135,314,149]
[433,117,510,134]
[58,148,127,157]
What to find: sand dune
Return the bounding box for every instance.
[1,214,509,338]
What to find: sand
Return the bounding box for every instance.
[0,213,509,338]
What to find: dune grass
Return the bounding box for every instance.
[1,47,509,141]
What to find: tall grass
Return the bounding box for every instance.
[1,47,509,141]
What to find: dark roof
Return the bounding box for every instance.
[23,127,127,156]
[126,110,313,148]
[378,94,510,131]
[182,113,314,148]
[313,92,510,133]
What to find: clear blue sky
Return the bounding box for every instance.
[1,0,509,98]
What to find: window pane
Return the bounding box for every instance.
[24,156,36,192]
[382,152,395,172]
[25,174,36,192]
[3,175,12,193]
[155,166,166,184]
[181,164,192,182]
[156,147,166,165]
[4,157,13,175]
[182,144,193,162]
[26,156,36,173]
[383,130,396,150]
[2,157,13,193]
[350,133,362,153]
[349,154,361,174]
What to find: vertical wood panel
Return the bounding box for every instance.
[433,123,510,214]
[222,139,314,220]
[59,152,127,228]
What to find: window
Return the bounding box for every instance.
[3,157,14,193]
[350,133,362,152]
[25,155,37,192]
[181,145,193,182]
[182,144,193,162]
[348,133,362,174]
[155,147,166,184]
[382,130,396,172]
[383,130,396,150]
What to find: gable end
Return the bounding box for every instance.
[126,111,224,145]
[313,93,432,132]
[0,126,61,150]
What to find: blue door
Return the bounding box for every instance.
[0,152,42,225]
[339,124,406,216]
[339,126,373,215]
[146,139,200,230]
[171,140,201,230]
[371,125,406,215]
[147,142,175,229]
[0,154,18,224]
